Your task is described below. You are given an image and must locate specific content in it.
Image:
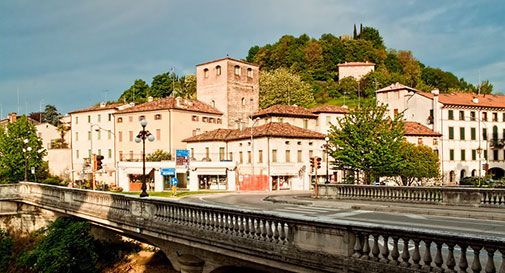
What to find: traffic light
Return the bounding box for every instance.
[310,157,315,169]
[316,157,322,169]
[96,155,104,170]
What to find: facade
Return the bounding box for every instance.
[337,61,375,81]
[184,122,332,191]
[35,122,72,179]
[69,102,130,185]
[196,57,260,129]
[377,82,505,184]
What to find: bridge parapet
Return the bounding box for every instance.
[318,184,505,207]
[2,182,505,272]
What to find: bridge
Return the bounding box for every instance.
[1,182,504,273]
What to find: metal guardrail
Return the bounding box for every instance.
[1,182,504,272]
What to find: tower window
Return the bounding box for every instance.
[203,68,209,78]
[234,65,240,76]
[247,68,253,78]
[216,65,221,76]
[241,98,246,106]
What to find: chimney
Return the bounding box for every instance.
[8,112,17,123]
[100,102,106,108]
[431,89,440,132]
[147,96,154,102]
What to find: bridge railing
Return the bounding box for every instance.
[5,182,505,272]
[318,184,505,207]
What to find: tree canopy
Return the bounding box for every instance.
[42,105,60,126]
[119,79,151,103]
[398,142,440,186]
[259,68,315,108]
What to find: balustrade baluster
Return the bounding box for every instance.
[400,238,410,267]
[434,242,444,271]
[471,246,482,273]
[390,237,400,265]
[371,235,380,261]
[459,245,469,272]
[380,235,390,263]
[260,219,267,240]
[485,248,496,273]
[411,239,421,269]
[244,216,250,237]
[266,220,274,241]
[272,221,280,242]
[353,233,362,258]
[279,222,287,243]
[446,243,456,272]
[499,249,505,273]
[255,218,262,239]
[361,233,370,260]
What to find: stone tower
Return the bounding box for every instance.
[196,57,259,129]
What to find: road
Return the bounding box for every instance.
[183,192,505,238]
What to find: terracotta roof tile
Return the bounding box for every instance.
[69,103,126,114]
[404,122,441,137]
[183,122,325,143]
[115,97,222,115]
[252,105,317,119]
[437,93,505,108]
[310,105,349,114]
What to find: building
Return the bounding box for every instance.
[35,122,72,180]
[184,122,330,191]
[337,61,375,81]
[377,82,505,184]
[69,102,131,185]
[0,112,39,128]
[196,57,260,129]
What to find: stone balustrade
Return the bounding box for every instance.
[2,182,504,272]
[318,184,505,207]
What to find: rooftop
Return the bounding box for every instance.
[309,105,348,114]
[252,105,317,119]
[115,97,222,115]
[183,122,325,143]
[404,121,442,137]
[337,61,375,67]
[376,82,421,94]
[69,102,126,114]
[196,57,259,67]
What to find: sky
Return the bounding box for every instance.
[1,0,504,115]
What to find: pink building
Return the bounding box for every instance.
[337,61,375,81]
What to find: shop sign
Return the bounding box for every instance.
[160,168,176,176]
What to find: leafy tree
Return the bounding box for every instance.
[357,26,385,49]
[397,50,422,87]
[146,149,172,161]
[43,105,60,126]
[150,72,182,98]
[246,45,260,62]
[398,142,440,186]
[179,74,197,99]
[328,103,405,184]
[0,116,46,183]
[0,229,12,272]
[477,80,493,94]
[330,76,358,98]
[118,79,150,103]
[259,68,315,108]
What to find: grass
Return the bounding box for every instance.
[120,190,227,198]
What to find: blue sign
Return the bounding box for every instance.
[176,150,189,157]
[171,177,178,186]
[160,168,176,176]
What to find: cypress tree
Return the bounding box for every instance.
[353,24,357,39]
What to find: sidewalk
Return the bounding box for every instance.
[265,194,505,221]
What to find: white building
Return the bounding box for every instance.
[337,61,375,81]
[377,82,505,184]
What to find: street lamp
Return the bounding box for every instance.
[324,136,330,184]
[250,117,260,188]
[135,119,155,197]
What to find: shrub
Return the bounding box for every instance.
[0,229,13,272]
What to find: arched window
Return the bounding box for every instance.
[241,98,246,106]
[449,171,455,183]
[203,68,209,78]
[234,65,240,76]
[117,117,123,123]
[216,65,221,76]
[247,67,253,78]
[154,114,162,120]
[460,169,466,181]
[138,115,145,121]
[471,169,477,177]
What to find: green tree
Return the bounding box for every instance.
[246,45,260,62]
[146,150,172,161]
[398,142,440,186]
[357,26,385,49]
[330,76,358,98]
[259,68,315,108]
[179,74,197,99]
[477,80,493,94]
[0,116,46,183]
[119,79,150,103]
[43,105,60,126]
[328,103,405,184]
[0,229,12,272]
[397,50,422,87]
[150,72,182,98]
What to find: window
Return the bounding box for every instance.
[247,68,253,78]
[241,98,246,106]
[393,109,399,116]
[493,126,498,141]
[88,149,92,159]
[494,150,499,161]
[88,115,91,123]
[108,131,112,140]
[297,150,302,163]
[285,150,291,163]
[217,118,222,124]
[258,150,263,163]
[117,117,123,123]
[247,151,251,163]
[202,117,208,122]
[76,150,79,159]
[482,112,488,121]
[234,65,240,76]
[97,149,102,156]
[239,152,243,163]
[461,150,466,161]
[433,138,438,145]
[192,115,199,121]
[119,151,123,161]
[138,115,145,121]
[75,132,79,141]
[88,131,91,140]
[471,128,476,140]
[272,149,277,163]
[154,114,161,120]
[205,147,210,159]
[493,112,498,122]
[448,110,454,120]
[97,131,101,140]
[75,117,79,124]
[303,119,308,129]
[129,151,133,160]
[108,149,112,159]
[503,113,505,122]
[448,127,454,139]
[156,129,161,140]
[209,118,215,123]
[459,111,464,121]
[470,111,476,121]
[219,147,225,161]
[460,127,465,140]
[203,68,209,78]
[216,65,221,76]
[483,128,488,140]
[418,138,423,145]
[472,149,477,160]
[97,114,101,123]
[309,150,313,159]
[129,131,133,142]
[450,149,454,160]
[108,114,112,121]
[118,131,122,142]
[129,116,133,122]
[484,150,488,160]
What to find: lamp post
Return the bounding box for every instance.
[250,117,260,188]
[22,138,31,181]
[324,136,330,184]
[135,119,155,197]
